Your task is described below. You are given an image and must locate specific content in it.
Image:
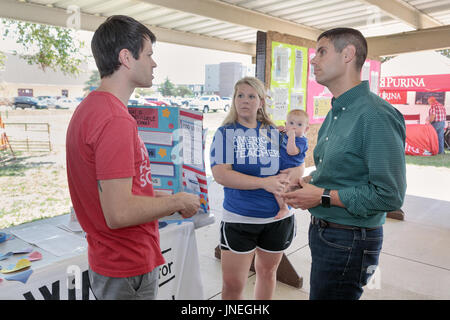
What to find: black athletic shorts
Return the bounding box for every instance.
[220,215,296,253]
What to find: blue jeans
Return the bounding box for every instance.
[308,221,383,300]
[431,121,445,154]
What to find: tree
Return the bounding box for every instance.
[83,70,100,94]
[158,77,176,96]
[437,49,450,59]
[1,18,87,75]
[175,85,193,97]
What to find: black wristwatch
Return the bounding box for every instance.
[321,189,331,208]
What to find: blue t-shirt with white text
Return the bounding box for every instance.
[210,121,281,218]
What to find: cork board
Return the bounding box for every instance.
[256,31,320,168]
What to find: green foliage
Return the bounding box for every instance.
[1,18,86,75]
[135,87,157,98]
[83,69,100,93]
[437,49,450,59]
[157,78,193,97]
[381,56,395,63]
[0,51,5,69]
[175,85,193,97]
[158,77,176,96]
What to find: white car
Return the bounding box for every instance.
[189,95,224,113]
[55,98,79,110]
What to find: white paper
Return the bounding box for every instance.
[151,163,175,176]
[290,92,304,110]
[370,71,379,94]
[274,46,290,83]
[184,170,200,193]
[10,224,87,257]
[180,119,203,169]
[361,62,370,81]
[138,131,172,146]
[294,49,303,89]
[272,87,289,121]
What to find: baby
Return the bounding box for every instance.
[274,109,309,219]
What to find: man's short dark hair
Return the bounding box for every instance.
[91,15,156,78]
[317,27,367,71]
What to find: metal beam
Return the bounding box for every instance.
[0,0,256,56]
[360,0,442,29]
[367,25,450,57]
[139,0,321,41]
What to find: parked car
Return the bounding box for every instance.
[221,97,232,111]
[37,96,57,108]
[189,95,224,113]
[128,98,157,106]
[13,96,48,109]
[181,98,194,106]
[144,97,169,106]
[55,98,79,110]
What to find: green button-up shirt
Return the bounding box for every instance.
[310,81,406,228]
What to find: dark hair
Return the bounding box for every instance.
[91,15,156,78]
[317,27,367,71]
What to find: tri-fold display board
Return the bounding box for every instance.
[128,105,211,226]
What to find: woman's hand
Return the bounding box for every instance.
[280,165,305,184]
[262,174,289,194]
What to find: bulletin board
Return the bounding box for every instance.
[269,42,308,125]
[128,105,211,225]
[256,30,381,166]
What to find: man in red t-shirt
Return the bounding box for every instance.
[66,15,200,300]
[427,96,447,154]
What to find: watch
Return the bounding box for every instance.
[321,189,331,208]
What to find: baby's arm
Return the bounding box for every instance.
[286,130,300,156]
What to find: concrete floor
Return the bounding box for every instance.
[195,164,450,300]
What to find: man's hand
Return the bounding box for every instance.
[175,192,201,218]
[281,179,323,210]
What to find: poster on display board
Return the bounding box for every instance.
[127,105,211,226]
[306,48,381,124]
[269,41,308,125]
[306,48,334,124]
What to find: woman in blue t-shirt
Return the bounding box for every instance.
[210,76,299,300]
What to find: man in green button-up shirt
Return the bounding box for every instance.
[283,28,406,300]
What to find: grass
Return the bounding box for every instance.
[405,149,450,168]
[0,150,71,229]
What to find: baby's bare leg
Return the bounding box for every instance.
[274,192,290,220]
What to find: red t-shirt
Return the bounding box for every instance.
[66,91,165,277]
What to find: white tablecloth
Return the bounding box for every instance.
[0,214,204,300]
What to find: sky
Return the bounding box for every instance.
[0,26,253,86]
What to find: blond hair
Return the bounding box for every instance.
[221,77,275,129]
[287,109,309,124]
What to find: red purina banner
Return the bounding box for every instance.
[380,74,450,91]
[380,90,407,104]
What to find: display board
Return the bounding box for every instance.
[128,105,212,228]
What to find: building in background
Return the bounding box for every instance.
[205,62,255,97]
[0,52,90,100]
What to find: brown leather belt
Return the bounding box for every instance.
[310,216,380,231]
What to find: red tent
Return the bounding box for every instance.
[405,124,439,156]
